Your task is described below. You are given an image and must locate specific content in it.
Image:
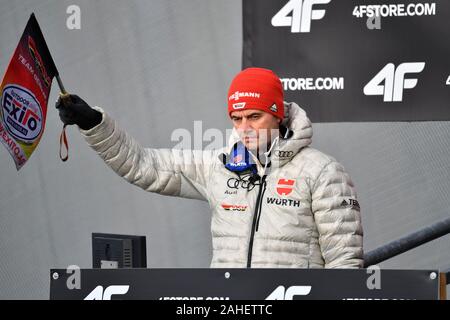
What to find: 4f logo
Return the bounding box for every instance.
[364,62,425,102]
[266,285,312,300]
[84,285,130,300]
[271,0,332,33]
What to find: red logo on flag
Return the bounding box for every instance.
[28,36,51,88]
[276,179,295,196]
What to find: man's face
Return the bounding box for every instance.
[230,109,281,151]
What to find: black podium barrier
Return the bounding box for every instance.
[49,269,441,300]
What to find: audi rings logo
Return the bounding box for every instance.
[275,151,294,158]
[227,176,257,191]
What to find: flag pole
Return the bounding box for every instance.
[56,74,66,94]
[56,74,68,95]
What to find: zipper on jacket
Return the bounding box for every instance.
[246,175,267,268]
[255,180,267,233]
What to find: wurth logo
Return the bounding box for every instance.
[276,179,295,196]
[271,0,332,33]
[364,62,425,102]
[267,197,301,207]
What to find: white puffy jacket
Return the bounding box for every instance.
[80,102,363,268]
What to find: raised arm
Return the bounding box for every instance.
[56,95,215,200]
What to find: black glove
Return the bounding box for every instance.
[55,94,102,130]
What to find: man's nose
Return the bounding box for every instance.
[238,118,251,132]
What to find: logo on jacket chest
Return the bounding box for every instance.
[221,203,248,212]
[276,178,295,196]
[266,178,301,207]
[275,150,294,160]
[266,197,301,207]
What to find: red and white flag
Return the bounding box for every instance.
[0,13,58,170]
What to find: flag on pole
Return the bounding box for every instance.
[0,13,58,170]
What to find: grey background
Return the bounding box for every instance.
[0,0,448,299]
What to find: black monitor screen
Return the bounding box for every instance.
[92,233,147,269]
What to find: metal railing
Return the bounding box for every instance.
[364,216,450,269]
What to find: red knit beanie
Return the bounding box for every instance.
[228,67,284,120]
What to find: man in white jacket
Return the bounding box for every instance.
[56,67,363,268]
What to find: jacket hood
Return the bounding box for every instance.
[224,102,313,171]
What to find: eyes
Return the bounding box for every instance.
[232,114,262,123]
[249,114,261,120]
